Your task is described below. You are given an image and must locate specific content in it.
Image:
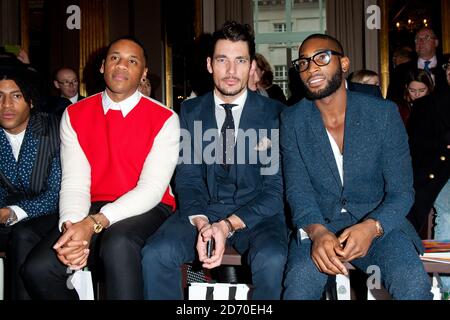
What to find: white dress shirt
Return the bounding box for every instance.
[68,93,79,105]
[188,90,248,226]
[299,129,346,240]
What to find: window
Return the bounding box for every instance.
[254,0,326,98]
[274,65,287,80]
[274,23,287,32]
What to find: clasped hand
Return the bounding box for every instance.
[53,220,93,270]
[310,221,378,275]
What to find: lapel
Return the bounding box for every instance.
[200,92,218,139]
[237,91,259,134]
[16,115,40,186]
[0,129,18,183]
[342,91,363,188]
[309,100,342,190]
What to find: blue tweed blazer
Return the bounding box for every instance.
[281,90,421,249]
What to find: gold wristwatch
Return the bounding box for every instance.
[374,220,384,237]
[89,215,103,233]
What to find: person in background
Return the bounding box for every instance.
[138,74,152,97]
[0,65,61,300]
[397,69,434,125]
[392,46,413,69]
[46,67,85,117]
[388,28,446,101]
[349,69,380,86]
[407,55,450,235]
[248,53,287,104]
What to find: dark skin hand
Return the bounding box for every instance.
[307,224,348,275]
[337,219,379,262]
[306,219,379,275]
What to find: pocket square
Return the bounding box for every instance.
[254,137,272,151]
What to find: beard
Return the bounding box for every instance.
[214,77,246,97]
[303,67,343,100]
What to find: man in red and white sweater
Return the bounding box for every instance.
[23,37,179,300]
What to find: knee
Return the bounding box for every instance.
[10,222,36,244]
[250,244,287,273]
[384,265,432,300]
[100,227,137,258]
[21,250,57,287]
[141,236,182,269]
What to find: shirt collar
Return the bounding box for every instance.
[214,90,247,111]
[418,56,437,68]
[68,93,79,105]
[102,90,142,117]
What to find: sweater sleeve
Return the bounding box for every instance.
[58,109,92,230]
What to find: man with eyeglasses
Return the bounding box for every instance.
[281,33,432,300]
[388,27,447,102]
[46,67,85,117]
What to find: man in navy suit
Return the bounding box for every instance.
[141,21,288,300]
[0,66,61,299]
[281,34,432,300]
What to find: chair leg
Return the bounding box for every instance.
[0,257,4,300]
[336,274,351,300]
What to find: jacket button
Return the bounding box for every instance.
[441,156,446,161]
[341,199,347,206]
[324,218,331,223]
[429,174,435,179]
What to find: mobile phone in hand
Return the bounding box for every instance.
[207,238,215,258]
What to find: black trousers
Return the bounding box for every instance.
[22,202,171,300]
[0,213,58,300]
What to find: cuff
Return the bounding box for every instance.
[8,205,28,224]
[188,215,209,226]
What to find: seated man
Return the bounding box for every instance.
[282,34,432,300]
[0,66,61,300]
[141,22,288,300]
[22,36,179,300]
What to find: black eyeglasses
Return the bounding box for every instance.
[443,63,450,71]
[292,50,343,73]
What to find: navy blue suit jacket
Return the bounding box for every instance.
[176,91,285,229]
[0,113,61,219]
[281,90,421,249]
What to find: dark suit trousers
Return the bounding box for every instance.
[141,211,289,300]
[0,214,58,300]
[22,202,171,300]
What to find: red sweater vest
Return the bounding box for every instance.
[68,93,176,210]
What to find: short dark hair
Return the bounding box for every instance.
[105,36,148,65]
[209,21,256,60]
[0,67,40,108]
[300,33,345,55]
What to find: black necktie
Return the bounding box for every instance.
[220,103,237,169]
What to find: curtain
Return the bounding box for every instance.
[326,0,365,73]
[202,0,253,34]
[0,0,20,46]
